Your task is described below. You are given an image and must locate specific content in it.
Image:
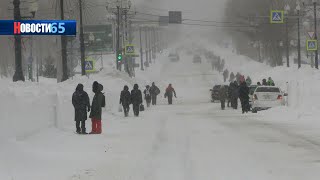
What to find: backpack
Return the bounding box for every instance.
[155,87,160,95]
[101,93,106,107]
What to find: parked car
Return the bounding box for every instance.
[193,55,202,63]
[169,52,180,62]
[251,86,287,113]
[210,85,229,102]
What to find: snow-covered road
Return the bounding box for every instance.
[68,100,320,180]
[2,49,320,180]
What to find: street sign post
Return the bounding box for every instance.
[270,10,284,24]
[307,40,318,51]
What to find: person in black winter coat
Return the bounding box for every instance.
[72,84,90,134]
[229,72,235,82]
[231,81,239,109]
[131,84,143,117]
[144,85,152,107]
[238,81,250,113]
[262,79,268,86]
[89,81,104,134]
[236,72,241,84]
[149,82,160,105]
[120,85,131,117]
[223,69,229,82]
[219,85,227,110]
[227,82,233,107]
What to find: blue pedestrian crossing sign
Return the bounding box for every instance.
[307,40,318,51]
[270,10,284,24]
[125,44,135,56]
[85,57,96,73]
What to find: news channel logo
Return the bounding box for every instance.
[0,20,76,35]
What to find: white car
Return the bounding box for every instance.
[251,86,286,113]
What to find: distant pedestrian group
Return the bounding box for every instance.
[72,81,178,134]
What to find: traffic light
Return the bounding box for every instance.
[117,50,122,61]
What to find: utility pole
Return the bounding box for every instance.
[60,0,68,81]
[148,27,152,64]
[297,9,301,69]
[116,5,120,70]
[314,1,319,69]
[79,0,86,75]
[139,27,144,71]
[285,16,290,67]
[13,0,24,82]
[145,27,149,67]
[124,9,130,76]
[152,27,156,61]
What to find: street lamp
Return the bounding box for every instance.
[284,4,291,67]
[296,1,302,68]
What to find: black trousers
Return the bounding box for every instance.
[151,95,157,105]
[232,97,238,109]
[76,120,86,133]
[168,95,173,105]
[240,99,249,113]
[146,96,151,107]
[133,104,140,116]
[221,99,225,109]
[123,104,130,117]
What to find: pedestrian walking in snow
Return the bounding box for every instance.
[89,81,105,134]
[239,81,250,114]
[120,85,131,117]
[229,72,235,82]
[246,76,252,86]
[72,84,90,134]
[149,82,160,105]
[227,82,233,107]
[262,79,268,86]
[219,85,227,110]
[236,72,241,84]
[267,77,275,86]
[223,69,229,82]
[231,81,239,109]
[164,84,177,105]
[144,85,152,107]
[131,84,143,117]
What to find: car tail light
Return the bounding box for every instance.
[277,95,283,100]
[253,94,258,100]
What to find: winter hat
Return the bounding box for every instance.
[76,84,84,91]
[92,81,99,93]
[133,84,139,90]
[124,85,129,91]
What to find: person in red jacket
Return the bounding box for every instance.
[164,84,177,105]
